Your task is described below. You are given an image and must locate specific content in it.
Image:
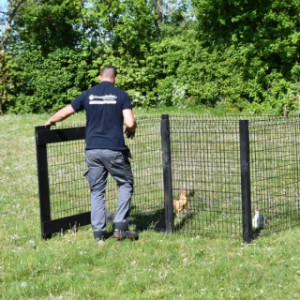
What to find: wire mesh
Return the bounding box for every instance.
[168,116,242,238]
[45,116,164,230]
[250,117,300,234]
[38,114,300,239]
[47,140,88,219]
[127,116,164,230]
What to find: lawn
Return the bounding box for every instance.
[1,112,300,299]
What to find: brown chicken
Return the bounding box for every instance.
[173,186,188,214]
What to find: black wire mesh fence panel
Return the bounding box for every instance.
[250,117,300,234]
[168,116,243,238]
[35,116,164,237]
[166,115,300,239]
[127,116,164,231]
[94,117,165,230]
[96,116,164,231]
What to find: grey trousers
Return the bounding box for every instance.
[85,149,134,235]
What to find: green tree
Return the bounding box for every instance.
[3,0,161,112]
[0,0,27,114]
[3,0,91,113]
[83,0,159,105]
[13,0,84,55]
[192,0,300,113]
[3,0,300,114]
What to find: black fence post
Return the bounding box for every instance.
[239,120,252,243]
[161,114,174,233]
[35,126,52,239]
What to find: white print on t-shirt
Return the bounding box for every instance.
[89,94,117,104]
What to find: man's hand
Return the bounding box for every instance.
[44,105,75,129]
[45,120,56,129]
[123,109,136,139]
[124,127,135,139]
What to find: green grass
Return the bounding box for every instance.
[1,112,300,299]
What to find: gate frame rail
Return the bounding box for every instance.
[35,126,90,239]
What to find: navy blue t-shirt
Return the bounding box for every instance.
[71,81,132,150]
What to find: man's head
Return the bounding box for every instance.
[99,66,117,84]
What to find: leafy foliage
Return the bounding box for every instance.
[1,0,300,114]
[192,0,300,113]
[7,48,90,113]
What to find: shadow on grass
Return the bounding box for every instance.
[252,228,264,240]
[173,210,199,232]
[130,209,199,234]
[131,206,167,232]
[130,190,198,234]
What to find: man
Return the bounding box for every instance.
[45,66,138,243]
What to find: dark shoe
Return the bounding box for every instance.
[94,231,106,244]
[113,229,138,241]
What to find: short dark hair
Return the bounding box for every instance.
[100,66,117,78]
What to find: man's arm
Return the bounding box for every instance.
[123,109,137,139]
[45,105,75,129]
